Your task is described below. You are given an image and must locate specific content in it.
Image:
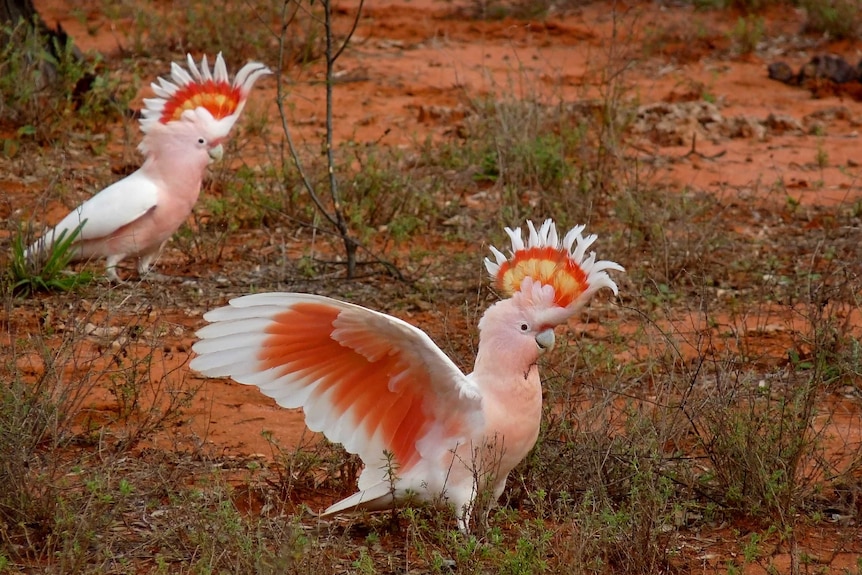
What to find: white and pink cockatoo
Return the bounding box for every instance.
[190,220,623,531]
[26,53,271,281]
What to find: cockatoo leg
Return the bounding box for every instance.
[105,255,126,283]
[477,493,502,532]
[137,243,164,276]
[449,489,476,534]
[456,508,471,534]
[137,242,175,281]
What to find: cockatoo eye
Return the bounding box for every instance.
[520,323,529,332]
[198,137,206,145]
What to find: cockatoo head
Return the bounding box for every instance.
[484,219,624,329]
[139,119,226,170]
[138,53,271,156]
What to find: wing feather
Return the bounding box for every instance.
[30,171,158,254]
[191,293,484,482]
[190,331,271,355]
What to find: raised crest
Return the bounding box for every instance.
[140,53,270,133]
[485,219,623,313]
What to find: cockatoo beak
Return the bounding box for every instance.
[208,144,224,164]
[535,329,555,354]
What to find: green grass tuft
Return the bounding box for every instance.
[7,222,93,297]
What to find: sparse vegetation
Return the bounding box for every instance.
[0,18,128,142]
[466,0,555,20]
[6,223,93,297]
[99,0,311,63]
[1,0,861,573]
[730,14,765,54]
[799,0,862,40]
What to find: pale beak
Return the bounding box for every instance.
[208,144,224,163]
[535,329,555,354]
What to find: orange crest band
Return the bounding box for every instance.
[485,219,623,312]
[139,53,271,135]
[160,80,242,124]
[494,245,588,308]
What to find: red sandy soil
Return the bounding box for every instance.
[3,0,862,572]
[26,0,862,457]
[33,0,862,209]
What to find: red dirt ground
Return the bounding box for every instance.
[3,0,862,572]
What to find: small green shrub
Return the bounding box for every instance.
[0,18,127,139]
[730,15,764,54]
[342,147,435,242]
[466,0,554,20]
[101,0,320,64]
[6,223,93,297]
[799,0,862,40]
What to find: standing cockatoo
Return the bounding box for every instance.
[191,220,623,531]
[26,53,271,281]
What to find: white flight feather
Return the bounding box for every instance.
[190,292,486,488]
[27,172,159,257]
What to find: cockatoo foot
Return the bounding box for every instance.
[104,265,176,283]
[104,267,125,283]
[138,271,181,283]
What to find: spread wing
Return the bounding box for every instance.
[191,293,484,489]
[30,170,158,253]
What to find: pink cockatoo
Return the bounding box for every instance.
[26,53,271,281]
[190,220,623,531]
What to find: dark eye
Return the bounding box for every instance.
[520,323,529,332]
[198,137,206,144]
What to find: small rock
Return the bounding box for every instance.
[767,61,797,84]
[442,214,475,228]
[764,113,803,134]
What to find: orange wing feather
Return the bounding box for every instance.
[260,302,433,473]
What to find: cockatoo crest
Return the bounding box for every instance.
[485,219,624,326]
[139,53,271,148]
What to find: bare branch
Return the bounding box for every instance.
[323,0,357,277]
[275,0,404,281]
[332,0,365,64]
[275,1,339,230]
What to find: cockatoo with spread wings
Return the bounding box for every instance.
[26,53,271,281]
[191,220,623,531]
